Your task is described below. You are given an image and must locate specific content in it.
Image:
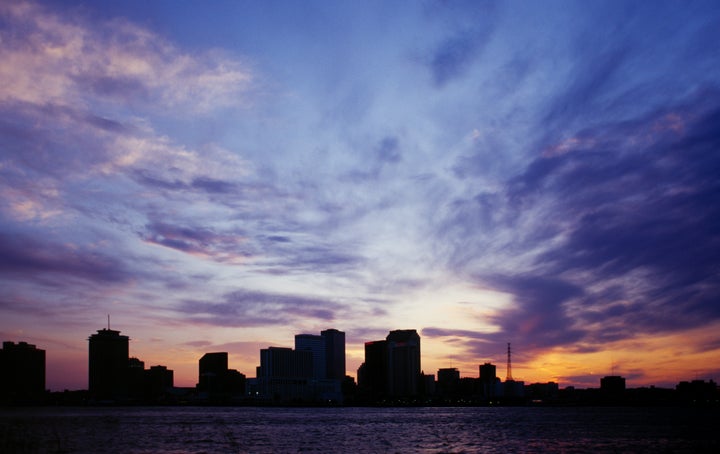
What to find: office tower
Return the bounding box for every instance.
[198,352,228,393]
[479,362,500,399]
[197,352,244,398]
[386,329,421,397]
[127,357,146,399]
[437,367,460,396]
[295,329,347,381]
[600,375,626,399]
[321,329,346,380]
[146,365,174,400]
[479,362,497,383]
[88,328,129,400]
[360,340,388,397]
[295,334,326,379]
[0,341,46,403]
[257,347,313,401]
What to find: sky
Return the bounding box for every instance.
[1,0,719,391]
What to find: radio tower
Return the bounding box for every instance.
[506,342,513,381]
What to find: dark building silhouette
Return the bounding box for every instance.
[197,352,245,398]
[321,329,346,380]
[387,329,421,397]
[0,341,46,403]
[358,330,421,400]
[295,334,326,379]
[526,382,559,402]
[127,356,146,399]
[198,352,228,393]
[145,365,174,401]
[600,375,626,399]
[479,362,502,400]
[676,379,716,404]
[257,347,313,401]
[294,329,346,381]
[88,328,129,401]
[437,367,460,397]
[359,339,388,398]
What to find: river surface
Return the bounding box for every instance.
[1,406,718,453]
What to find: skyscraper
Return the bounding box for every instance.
[0,341,46,403]
[386,329,421,397]
[257,347,313,401]
[359,340,388,398]
[88,328,129,400]
[295,329,346,381]
[295,334,326,379]
[321,329,345,380]
[359,329,422,400]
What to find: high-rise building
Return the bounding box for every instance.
[600,375,626,398]
[295,334,326,379]
[0,341,46,403]
[257,347,313,401]
[321,329,346,380]
[197,352,244,398]
[359,340,388,398]
[198,352,228,393]
[359,330,422,399]
[88,328,129,400]
[146,365,174,400]
[437,367,460,396]
[295,329,346,381]
[386,329,421,397]
[479,362,497,383]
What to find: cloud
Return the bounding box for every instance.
[0,1,253,113]
[141,221,252,263]
[430,29,490,87]
[423,1,496,88]
[178,290,344,328]
[438,89,720,359]
[0,231,131,284]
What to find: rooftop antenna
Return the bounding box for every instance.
[107,314,110,330]
[506,342,513,381]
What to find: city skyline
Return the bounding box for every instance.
[2,0,720,392]
[2,323,716,394]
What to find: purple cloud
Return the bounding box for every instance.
[0,232,131,284]
[178,290,344,327]
[439,89,720,359]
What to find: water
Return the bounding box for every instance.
[1,406,717,453]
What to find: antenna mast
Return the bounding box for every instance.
[107,314,110,330]
[506,342,513,381]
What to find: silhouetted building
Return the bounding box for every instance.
[88,328,129,401]
[144,366,174,401]
[359,340,388,398]
[437,368,460,397]
[676,379,717,405]
[127,357,146,399]
[257,347,313,401]
[321,329,346,380]
[421,372,436,397]
[479,362,502,399]
[295,334,326,379]
[198,352,227,394]
[0,341,46,403]
[600,375,626,399]
[294,329,346,382]
[197,352,244,399]
[387,329,421,397]
[479,362,496,382]
[358,330,421,400]
[526,382,559,402]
